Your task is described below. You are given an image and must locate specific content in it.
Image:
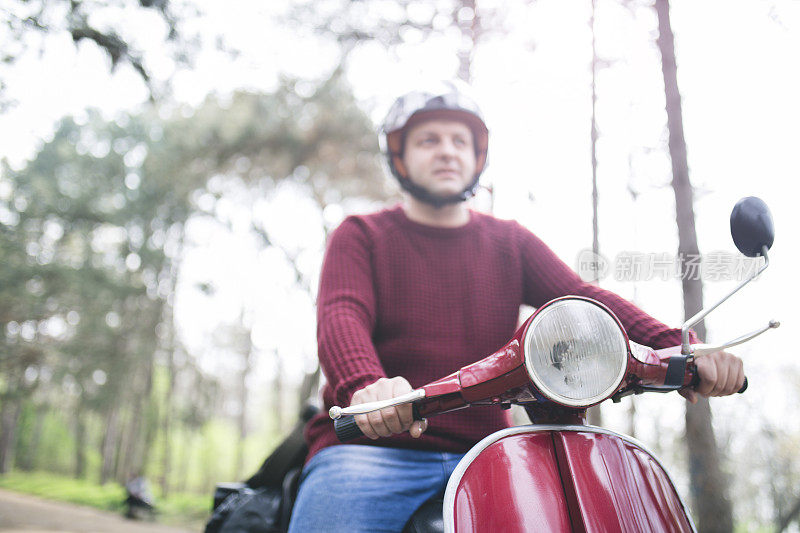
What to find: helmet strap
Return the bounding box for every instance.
[397,174,480,208]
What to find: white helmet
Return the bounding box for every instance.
[380,81,489,207]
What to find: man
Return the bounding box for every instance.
[288,81,744,533]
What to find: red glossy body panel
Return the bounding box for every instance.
[418,298,697,416]
[624,343,696,389]
[460,365,529,403]
[629,341,663,366]
[423,371,462,396]
[452,432,572,533]
[557,431,694,532]
[654,345,684,359]
[451,429,693,533]
[421,340,529,410]
[459,340,522,388]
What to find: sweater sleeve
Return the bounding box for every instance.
[317,218,386,407]
[515,223,698,349]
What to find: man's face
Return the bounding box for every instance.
[401,119,477,200]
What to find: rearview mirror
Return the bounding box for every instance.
[730,196,774,257]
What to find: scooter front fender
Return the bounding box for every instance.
[444,425,695,533]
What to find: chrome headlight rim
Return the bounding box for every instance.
[522,297,630,408]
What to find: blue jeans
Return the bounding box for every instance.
[288,445,465,533]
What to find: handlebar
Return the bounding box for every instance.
[334,405,424,442]
[688,365,748,394]
[332,350,751,442]
[334,415,364,442]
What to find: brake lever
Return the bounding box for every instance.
[329,389,426,420]
[691,320,779,357]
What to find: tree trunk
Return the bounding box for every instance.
[0,397,21,474]
[18,404,45,471]
[139,308,161,478]
[74,408,86,479]
[159,259,181,497]
[100,404,120,484]
[622,397,635,439]
[175,432,191,494]
[586,0,603,429]
[272,354,283,436]
[140,390,158,480]
[235,343,252,479]
[117,359,154,484]
[117,402,141,484]
[114,400,133,481]
[452,0,495,212]
[159,348,176,498]
[454,0,479,83]
[298,366,320,409]
[655,0,734,530]
[590,0,600,276]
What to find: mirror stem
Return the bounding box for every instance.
[681,246,770,355]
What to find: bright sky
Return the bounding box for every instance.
[1,1,799,487]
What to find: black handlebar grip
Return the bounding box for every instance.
[333,405,424,442]
[334,415,363,442]
[690,369,748,394]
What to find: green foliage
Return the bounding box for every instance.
[0,470,210,527]
[0,71,381,493]
[12,401,36,468]
[34,409,76,475]
[0,471,127,511]
[156,490,212,527]
[733,523,773,533]
[161,72,388,203]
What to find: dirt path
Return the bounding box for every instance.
[0,488,197,532]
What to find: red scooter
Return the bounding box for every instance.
[329,197,776,532]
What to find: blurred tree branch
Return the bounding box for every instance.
[284,0,506,81]
[0,0,196,106]
[778,496,800,532]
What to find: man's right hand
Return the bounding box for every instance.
[350,377,428,440]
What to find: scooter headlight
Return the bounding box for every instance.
[523,298,629,407]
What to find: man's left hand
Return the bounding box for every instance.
[679,350,745,404]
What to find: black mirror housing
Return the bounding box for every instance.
[730,196,774,257]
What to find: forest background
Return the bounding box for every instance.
[1,0,799,531]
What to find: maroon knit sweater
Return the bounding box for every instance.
[305,206,690,460]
